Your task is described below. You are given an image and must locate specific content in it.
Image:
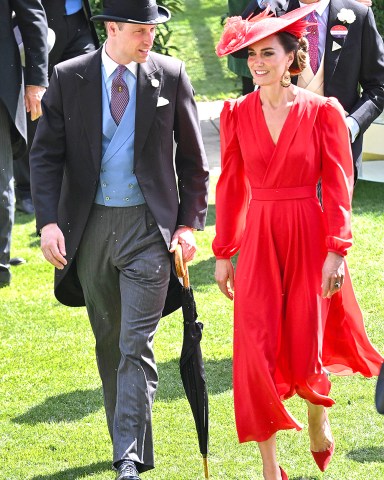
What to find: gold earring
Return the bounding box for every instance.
[280,70,291,88]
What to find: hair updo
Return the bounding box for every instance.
[276,31,309,76]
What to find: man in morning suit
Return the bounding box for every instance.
[29,0,209,479]
[290,0,384,183]
[0,0,48,287]
[14,0,100,215]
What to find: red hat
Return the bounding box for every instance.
[216,4,318,57]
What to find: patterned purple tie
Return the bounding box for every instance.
[307,11,319,74]
[111,65,129,125]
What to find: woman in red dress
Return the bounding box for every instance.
[213,6,383,480]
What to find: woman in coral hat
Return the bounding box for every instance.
[213,5,383,479]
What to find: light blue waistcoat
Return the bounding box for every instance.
[95,67,145,207]
[65,0,82,15]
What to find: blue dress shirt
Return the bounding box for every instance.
[65,0,82,16]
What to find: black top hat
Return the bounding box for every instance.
[91,0,171,24]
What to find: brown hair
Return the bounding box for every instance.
[276,31,308,76]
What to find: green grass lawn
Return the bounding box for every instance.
[169,0,240,100]
[1,178,384,479]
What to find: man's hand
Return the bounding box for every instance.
[321,252,345,298]
[41,223,67,270]
[169,226,197,263]
[215,259,234,300]
[25,85,46,121]
[356,0,372,6]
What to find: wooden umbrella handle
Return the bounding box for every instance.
[174,244,190,288]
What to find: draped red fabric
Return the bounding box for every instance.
[213,89,383,442]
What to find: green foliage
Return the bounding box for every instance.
[154,0,183,56]
[89,0,105,43]
[372,1,384,37]
[88,0,184,55]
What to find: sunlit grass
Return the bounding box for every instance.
[170,0,240,101]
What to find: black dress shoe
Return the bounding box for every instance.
[0,267,11,287]
[16,197,35,215]
[116,460,140,480]
[10,257,26,266]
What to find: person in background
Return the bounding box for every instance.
[0,0,48,287]
[290,0,384,183]
[14,0,99,215]
[29,0,209,478]
[214,5,383,479]
[237,0,384,182]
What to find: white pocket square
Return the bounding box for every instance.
[332,41,342,52]
[157,96,169,107]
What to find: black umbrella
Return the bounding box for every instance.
[175,245,209,479]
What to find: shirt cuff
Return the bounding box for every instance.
[346,116,360,143]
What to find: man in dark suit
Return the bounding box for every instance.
[30,0,209,478]
[0,0,48,287]
[14,0,99,215]
[288,0,384,182]
[42,0,100,76]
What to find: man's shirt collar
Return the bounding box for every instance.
[299,0,330,16]
[101,43,138,79]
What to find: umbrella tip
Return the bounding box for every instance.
[202,455,209,479]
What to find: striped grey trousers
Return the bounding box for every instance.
[76,203,171,473]
[0,100,14,282]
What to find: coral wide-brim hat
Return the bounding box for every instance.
[216,4,318,57]
[91,0,171,25]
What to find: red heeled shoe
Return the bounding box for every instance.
[279,466,288,480]
[311,440,335,471]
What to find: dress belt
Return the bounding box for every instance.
[251,185,316,201]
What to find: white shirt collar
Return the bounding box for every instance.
[299,0,330,16]
[101,42,138,78]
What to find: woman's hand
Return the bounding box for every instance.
[321,252,345,298]
[215,259,234,300]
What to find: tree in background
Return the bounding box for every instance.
[89,0,183,55]
[372,0,384,37]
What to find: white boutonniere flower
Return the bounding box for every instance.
[151,78,160,88]
[337,8,356,24]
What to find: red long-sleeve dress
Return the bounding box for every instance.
[212,88,383,443]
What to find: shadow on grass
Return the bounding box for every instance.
[346,445,384,463]
[12,358,231,423]
[30,460,111,480]
[205,203,216,227]
[352,180,384,215]
[14,211,34,226]
[189,250,238,289]
[290,477,319,480]
[189,257,216,287]
[12,387,103,425]
[156,357,232,401]
[290,477,320,480]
